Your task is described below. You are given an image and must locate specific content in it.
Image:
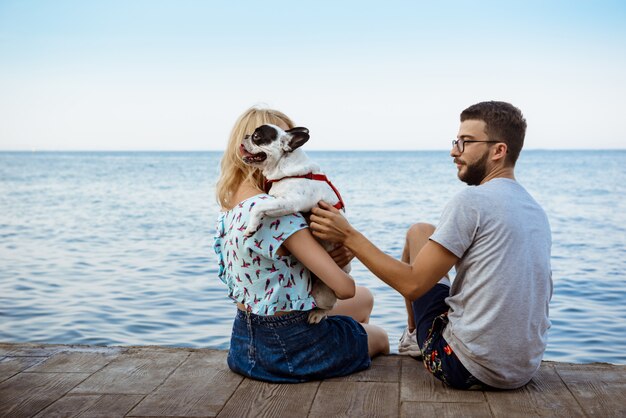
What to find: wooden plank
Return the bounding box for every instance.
[0,345,15,357]
[401,401,492,417]
[3,344,66,357]
[1,344,624,418]
[0,372,91,417]
[555,362,626,418]
[33,393,144,417]
[400,356,485,403]
[34,394,101,417]
[128,350,243,417]
[309,381,399,418]
[327,355,401,383]
[0,356,47,383]
[24,350,121,374]
[70,349,188,395]
[485,363,585,417]
[217,379,319,418]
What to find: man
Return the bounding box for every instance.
[310,101,552,390]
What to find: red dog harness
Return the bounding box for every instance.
[264,173,345,211]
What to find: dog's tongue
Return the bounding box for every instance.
[239,143,267,163]
[239,143,253,157]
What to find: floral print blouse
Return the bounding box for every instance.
[214,194,317,315]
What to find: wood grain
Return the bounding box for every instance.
[128,350,242,417]
[0,344,623,418]
[2,344,65,358]
[555,362,626,418]
[70,349,188,395]
[485,363,585,417]
[309,381,399,418]
[401,401,493,417]
[400,356,484,403]
[33,394,143,418]
[25,350,120,374]
[217,378,319,418]
[0,372,90,417]
[0,357,47,383]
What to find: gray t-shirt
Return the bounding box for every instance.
[431,178,552,389]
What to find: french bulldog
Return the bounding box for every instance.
[240,124,349,323]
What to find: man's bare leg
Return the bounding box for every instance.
[402,223,438,332]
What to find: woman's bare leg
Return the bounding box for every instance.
[328,285,389,357]
[329,285,374,324]
[361,323,390,357]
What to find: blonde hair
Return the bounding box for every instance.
[216,106,295,210]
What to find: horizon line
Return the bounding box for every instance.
[1,148,625,153]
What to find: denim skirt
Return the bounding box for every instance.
[227,309,371,383]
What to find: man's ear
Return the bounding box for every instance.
[492,142,508,162]
[285,127,310,151]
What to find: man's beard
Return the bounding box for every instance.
[458,152,489,186]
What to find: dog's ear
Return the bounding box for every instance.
[285,127,310,152]
[287,127,309,135]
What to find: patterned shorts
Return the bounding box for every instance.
[412,284,491,390]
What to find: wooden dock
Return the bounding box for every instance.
[0,343,624,417]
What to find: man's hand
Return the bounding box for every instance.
[310,201,355,245]
[328,245,354,268]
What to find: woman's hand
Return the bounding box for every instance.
[328,245,355,268]
[310,201,356,245]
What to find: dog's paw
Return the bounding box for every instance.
[307,309,328,324]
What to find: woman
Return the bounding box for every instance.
[214,106,389,383]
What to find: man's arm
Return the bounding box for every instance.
[310,201,458,300]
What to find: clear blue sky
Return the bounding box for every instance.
[1,0,625,150]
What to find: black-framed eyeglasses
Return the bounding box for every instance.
[452,139,500,153]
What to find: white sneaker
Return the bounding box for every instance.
[398,327,421,357]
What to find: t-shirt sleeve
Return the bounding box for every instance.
[245,212,309,259]
[430,190,480,258]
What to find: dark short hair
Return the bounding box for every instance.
[460,101,527,165]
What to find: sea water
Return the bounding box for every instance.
[1,150,624,364]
